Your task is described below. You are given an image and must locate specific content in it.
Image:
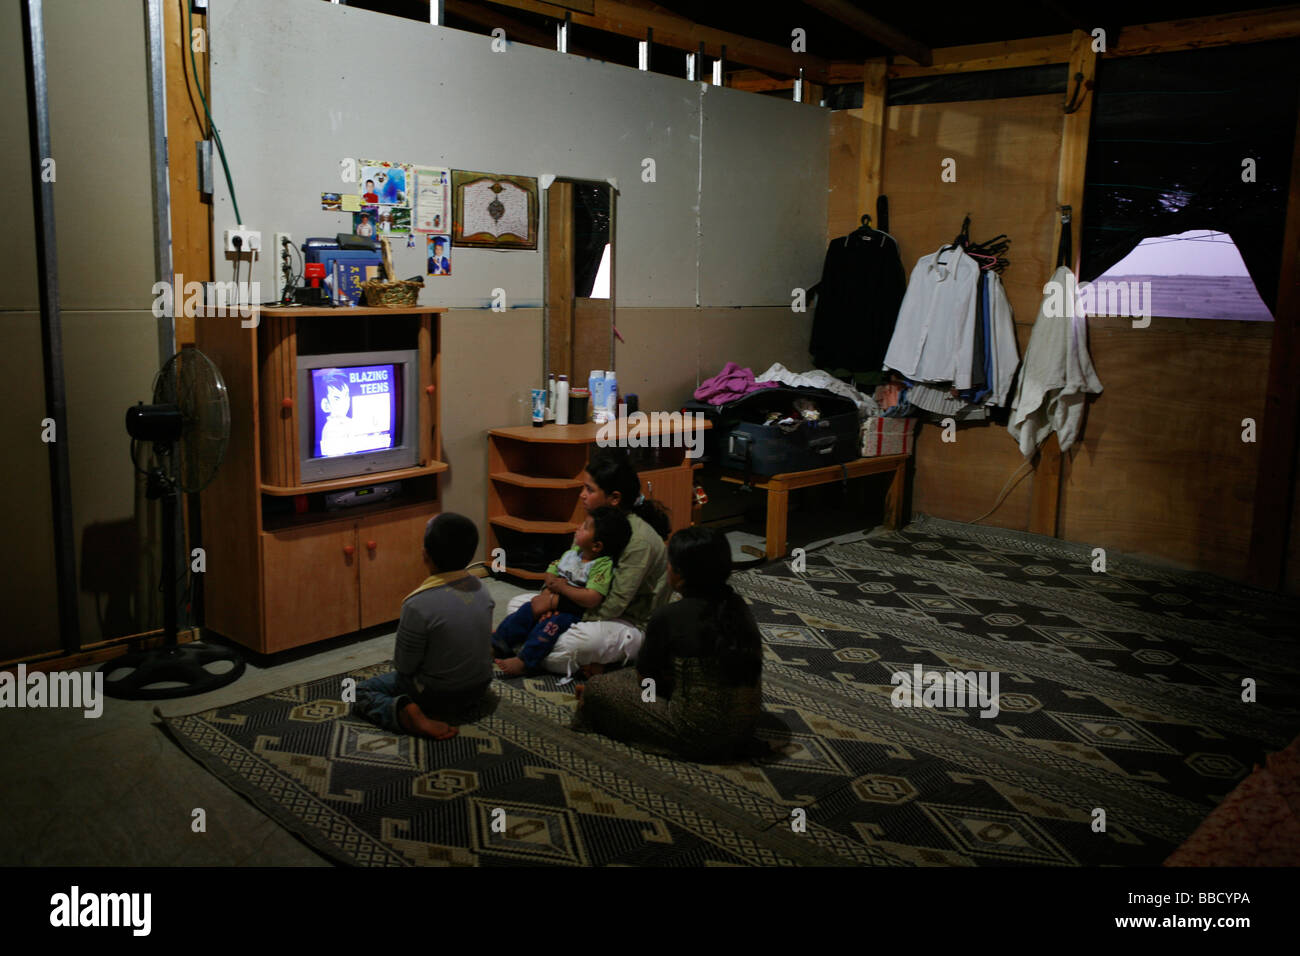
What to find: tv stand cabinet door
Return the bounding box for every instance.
[262,524,360,652]
[638,465,694,533]
[358,506,437,630]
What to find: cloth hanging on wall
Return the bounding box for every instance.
[1008,266,1103,457]
[809,227,906,371]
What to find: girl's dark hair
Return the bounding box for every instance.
[585,450,670,540]
[668,526,761,686]
[588,506,632,563]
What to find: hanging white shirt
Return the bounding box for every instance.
[883,246,981,387]
[984,270,1020,408]
[1008,266,1103,456]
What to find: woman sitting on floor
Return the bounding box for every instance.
[572,525,764,761]
[496,449,672,678]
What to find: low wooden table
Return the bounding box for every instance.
[718,454,910,560]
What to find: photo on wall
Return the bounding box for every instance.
[352,204,379,238]
[427,235,451,276]
[359,160,410,207]
[414,165,451,233]
[451,170,538,249]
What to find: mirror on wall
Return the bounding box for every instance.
[545,178,614,386]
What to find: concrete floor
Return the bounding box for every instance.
[0,577,527,866]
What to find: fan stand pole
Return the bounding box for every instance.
[99,465,246,700]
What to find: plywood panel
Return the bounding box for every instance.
[828,109,864,243]
[1059,317,1271,580]
[698,85,829,307]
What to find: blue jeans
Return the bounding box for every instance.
[492,602,580,672]
[352,671,487,734]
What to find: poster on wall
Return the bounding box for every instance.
[414,166,451,233]
[358,160,410,207]
[451,170,538,250]
[427,235,451,276]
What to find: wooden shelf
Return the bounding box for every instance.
[489,418,712,444]
[489,515,580,535]
[490,471,584,489]
[262,461,448,496]
[259,305,447,318]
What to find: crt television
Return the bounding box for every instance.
[296,349,421,483]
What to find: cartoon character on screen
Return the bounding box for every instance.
[318,369,356,457]
[428,236,450,276]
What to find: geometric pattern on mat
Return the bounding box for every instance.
[161,515,1300,866]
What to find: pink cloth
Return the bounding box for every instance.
[693,362,779,405]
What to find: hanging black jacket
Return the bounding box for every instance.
[809,229,906,371]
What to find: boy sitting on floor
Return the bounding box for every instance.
[494,506,631,677]
[352,513,493,740]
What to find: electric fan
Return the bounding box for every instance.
[100,347,244,699]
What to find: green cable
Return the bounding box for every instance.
[188,1,241,225]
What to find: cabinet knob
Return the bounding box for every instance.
[366,540,377,551]
[425,385,435,396]
[281,397,293,410]
[343,544,355,557]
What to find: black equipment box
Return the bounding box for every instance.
[684,386,860,476]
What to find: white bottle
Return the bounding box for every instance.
[589,370,606,424]
[604,369,618,421]
[555,374,570,425]
[546,373,556,421]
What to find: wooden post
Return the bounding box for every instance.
[1030,30,1097,538]
[1246,92,1300,588]
[858,60,886,222]
[545,181,574,379]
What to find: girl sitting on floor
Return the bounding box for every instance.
[572,525,763,761]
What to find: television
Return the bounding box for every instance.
[296,349,421,483]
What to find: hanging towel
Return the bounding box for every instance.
[1008,266,1103,456]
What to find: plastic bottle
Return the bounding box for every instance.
[546,373,556,421]
[555,374,570,425]
[604,369,618,421]
[589,370,606,424]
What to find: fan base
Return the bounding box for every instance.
[99,642,246,700]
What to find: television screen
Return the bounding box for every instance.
[310,364,399,459]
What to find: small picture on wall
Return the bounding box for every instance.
[451,170,538,249]
[381,206,411,237]
[427,235,451,276]
[352,204,379,238]
[321,192,342,211]
[360,161,410,207]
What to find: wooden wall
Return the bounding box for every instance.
[830,94,1279,584]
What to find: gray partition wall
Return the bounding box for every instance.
[209,0,829,310]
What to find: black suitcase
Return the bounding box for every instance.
[684,386,860,476]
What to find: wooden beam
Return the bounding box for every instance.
[799,0,931,66]
[728,69,793,92]
[885,34,1072,77]
[475,0,831,81]
[1246,87,1300,588]
[1029,28,1096,538]
[166,0,212,346]
[1111,5,1300,58]
[445,0,604,57]
[858,60,886,221]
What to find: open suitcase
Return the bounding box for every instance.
[683,386,860,477]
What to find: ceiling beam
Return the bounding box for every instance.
[1110,5,1300,57]
[470,0,832,81]
[799,0,931,66]
[444,0,604,57]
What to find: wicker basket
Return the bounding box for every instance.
[361,276,424,308]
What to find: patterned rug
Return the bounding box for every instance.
[160,515,1300,866]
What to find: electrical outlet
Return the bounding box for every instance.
[223,226,261,254]
[274,232,293,303]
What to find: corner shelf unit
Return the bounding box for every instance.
[196,304,447,654]
[486,420,708,580]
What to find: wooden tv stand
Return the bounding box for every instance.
[196,305,446,654]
